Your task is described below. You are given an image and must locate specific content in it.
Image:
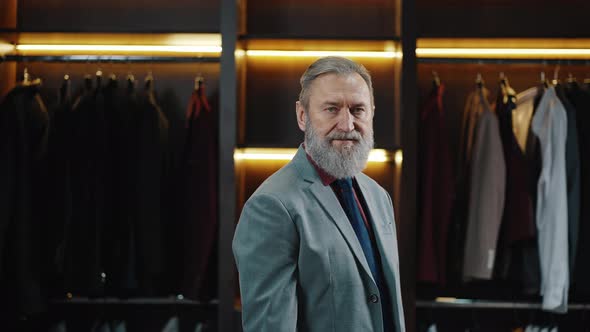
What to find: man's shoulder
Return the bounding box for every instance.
[356,171,388,195]
[250,160,307,201]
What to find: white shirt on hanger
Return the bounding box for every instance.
[531,86,569,313]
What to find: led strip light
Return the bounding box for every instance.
[416,47,590,58]
[234,148,401,164]
[15,44,222,54]
[244,50,401,58]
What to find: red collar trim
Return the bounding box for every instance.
[303,144,337,186]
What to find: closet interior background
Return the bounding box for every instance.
[1,0,223,331]
[415,0,590,330]
[3,0,590,331]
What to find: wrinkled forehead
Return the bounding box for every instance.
[308,73,372,105]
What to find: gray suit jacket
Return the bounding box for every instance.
[462,89,506,280]
[233,146,405,332]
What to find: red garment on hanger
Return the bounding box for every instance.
[185,83,211,125]
[182,81,218,301]
[417,84,455,285]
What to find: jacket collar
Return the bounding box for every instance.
[291,145,377,285]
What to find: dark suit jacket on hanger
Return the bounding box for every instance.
[0,85,49,317]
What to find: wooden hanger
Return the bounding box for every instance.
[145,70,154,92]
[194,74,204,92]
[540,71,549,88]
[499,72,516,100]
[18,67,42,87]
[551,65,560,86]
[475,73,484,89]
[432,71,441,88]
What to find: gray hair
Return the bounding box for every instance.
[298,56,374,111]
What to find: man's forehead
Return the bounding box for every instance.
[309,73,371,98]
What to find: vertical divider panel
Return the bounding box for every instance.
[220,0,239,330]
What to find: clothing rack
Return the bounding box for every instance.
[1,54,220,63]
[50,297,217,306]
[418,58,590,65]
[416,300,590,310]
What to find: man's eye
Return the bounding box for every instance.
[326,107,338,113]
[352,107,365,114]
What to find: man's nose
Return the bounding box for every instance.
[336,108,354,132]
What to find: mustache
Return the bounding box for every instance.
[326,130,363,141]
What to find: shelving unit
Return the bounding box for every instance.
[0,0,233,330]
[413,0,590,329]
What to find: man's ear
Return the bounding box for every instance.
[296,101,306,132]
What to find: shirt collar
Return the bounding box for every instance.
[303,143,337,186]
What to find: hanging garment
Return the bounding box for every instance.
[161,316,180,332]
[108,76,141,296]
[66,75,109,296]
[555,83,581,277]
[182,80,219,300]
[462,87,506,280]
[447,86,492,283]
[531,86,569,313]
[511,87,543,294]
[426,323,438,332]
[132,79,169,295]
[102,75,170,297]
[512,87,537,153]
[46,77,76,297]
[417,83,454,285]
[496,87,536,244]
[0,84,48,317]
[567,82,590,295]
[493,85,539,291]
[101,75,133,297]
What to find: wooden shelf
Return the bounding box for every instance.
[417,299,590,311]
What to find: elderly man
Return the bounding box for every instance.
[233,56,405,332]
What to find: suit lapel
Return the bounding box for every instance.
[307,181,376,285]
[291,147,376,285]
[357,176,405,332]
[357,177,398,273]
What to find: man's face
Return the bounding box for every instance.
[296,72,375,179]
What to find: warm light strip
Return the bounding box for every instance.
[234,148,396,163]
[435,297,474,304]
[15,44,222,54]
[416,47,590,58]
[0,43,15,54]
[245,50,401,58]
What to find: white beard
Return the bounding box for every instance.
[304,117,374,179]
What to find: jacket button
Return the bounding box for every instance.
[369,294,379,303]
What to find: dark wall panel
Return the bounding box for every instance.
[417,0,590,37]
[246,0,397,37]
[0,0,17,29]
[244,57,398,149]
[18,0,220,32]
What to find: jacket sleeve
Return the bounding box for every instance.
[233,192,299,332]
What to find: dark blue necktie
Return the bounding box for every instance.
[334,178,396,332]
[334,178,379,281]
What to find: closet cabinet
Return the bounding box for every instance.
[1,0,227,330]
[1,0,422,330]
[232,4,417,331]
[414,0,590,329]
